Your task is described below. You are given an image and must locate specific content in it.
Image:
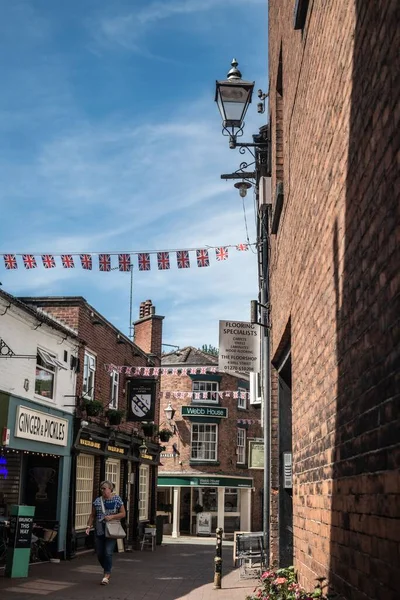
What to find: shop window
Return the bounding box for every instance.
[83,351,96,399]
[109,370,119,409]
[224,488,240,512]
[105,459,120,495]
[191,424,217,461]
[237,428,246,464]
[139,465,149,521]
[192,380,219,403]
[75,454,94,530]
[35,350,56,400]
[237,386,247,409]
[193,487,218,512]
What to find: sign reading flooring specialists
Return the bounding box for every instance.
[181,406,228,418]
[218,320,260,373]
[15,406,68,447]
[127,378,156,422]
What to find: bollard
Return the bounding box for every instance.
[213,527,223,589]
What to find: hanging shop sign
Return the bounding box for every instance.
[14,406,68,447]
[127,379,156,422]
[218,320,260,373]
[248,439,264,469]
[181,406,228,419]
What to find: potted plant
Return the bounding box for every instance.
[107,409,125,425]
[158,428,173,442]
[82,398,103,417]
[142,422,157,437]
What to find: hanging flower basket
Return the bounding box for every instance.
[142,422,157,437]
[82,398,103,417]
[107,409,125,425]
[158,428,173,442]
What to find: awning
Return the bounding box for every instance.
[37,348,67,370]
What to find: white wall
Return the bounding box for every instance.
[0,296,78,414]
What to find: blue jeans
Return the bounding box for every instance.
[95,535,116,574]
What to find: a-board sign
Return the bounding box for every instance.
[8,516,34,549]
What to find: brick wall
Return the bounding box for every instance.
[268,1,399,598]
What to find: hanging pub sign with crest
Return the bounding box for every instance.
[127,379,156,422]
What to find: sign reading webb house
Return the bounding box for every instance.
[218,320,260,374]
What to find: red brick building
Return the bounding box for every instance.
[157,347,263,538]
[20,296,164,554]
[267,2,399,599]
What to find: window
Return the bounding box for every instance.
[83,352,96,399]
[191,424,217,461]
[237,428,246,464]
[105,459,120,494]
[139,465,149,521]
[192,380,219,403]
[238,387,247,410]
[75,454,94,530]
[35,351,56,399]
[225,488,240,512]
[110,371,119,409]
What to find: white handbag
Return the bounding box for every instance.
[100,497,126,539]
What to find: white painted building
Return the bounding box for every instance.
[0,289,79,559]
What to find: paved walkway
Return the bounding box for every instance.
[0,538,260,600]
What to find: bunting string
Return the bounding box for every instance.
[160,390,250,401]
[1,243,252,271]
[105,364,218,376]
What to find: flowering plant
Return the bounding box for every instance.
[245,567,327,600]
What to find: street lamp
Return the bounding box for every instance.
[139,440,148,457]
[164,402,177,434]
[234,181,252,198]
[215,59,254,149]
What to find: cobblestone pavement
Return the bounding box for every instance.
[0,538,260,600]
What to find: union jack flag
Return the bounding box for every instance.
[196,249,209,267]
[200,367,207,374]
[176,250,190,269]
[80,254,92,270]
[99,254,111,271]
[118,254,131,272]
[138,253,151,271]
[41,255,56,269]
[157,251,170,270]
[23,255,37,269]
[215,247,229,261]
[3,254,18,269]
[236,243,249,251]
[61,255,75,268]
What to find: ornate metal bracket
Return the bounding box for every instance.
[0,338,15,357]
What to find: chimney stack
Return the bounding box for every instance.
[134,299,164,360]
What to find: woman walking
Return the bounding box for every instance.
[86,480,126,585]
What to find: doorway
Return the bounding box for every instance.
[278,350,293,566]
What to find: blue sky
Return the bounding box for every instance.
[0,0,268,349]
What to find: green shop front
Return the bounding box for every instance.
[157,474,254,538]
[0,393,73,559]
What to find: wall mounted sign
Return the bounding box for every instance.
[15,406,68,447]
[181,406,228,419]
[158,475,253,488]
[248,440,264,469]
[107,445,126,455]
[140,453,154,462]
[127,379,156,422]
[218,320,260,373]
[79,438,101,450]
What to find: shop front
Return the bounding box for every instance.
[157,474,253,538]
[0,393,73,559]
[69,420,160,555]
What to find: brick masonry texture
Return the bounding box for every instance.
[268,1,399,598]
